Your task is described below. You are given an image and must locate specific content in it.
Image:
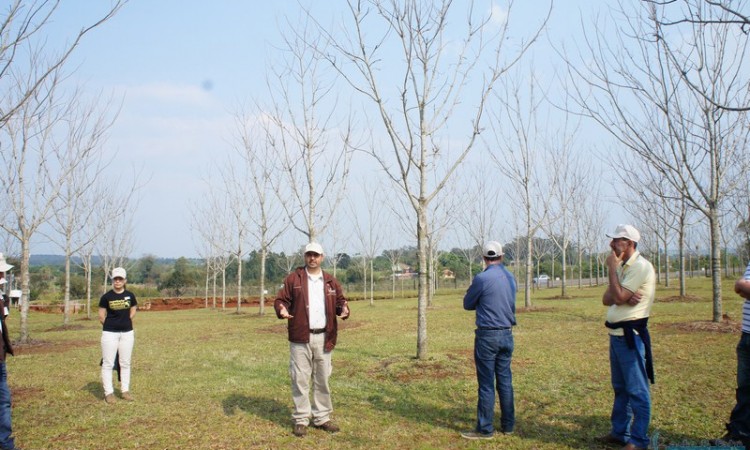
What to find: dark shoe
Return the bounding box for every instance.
[460,430,494,440]
[622,444,647,450]
[709,433,744,447]
[315,421,340,433]
[293,424,307,437]
[596,434,626,446]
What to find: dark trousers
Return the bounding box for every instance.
[728,333,750,439]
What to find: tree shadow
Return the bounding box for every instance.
[222,394,289,426]
[362,381,708,448]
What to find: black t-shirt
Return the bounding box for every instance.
[99,289,137,332]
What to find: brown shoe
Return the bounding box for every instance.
[315,421,340,433]
[622,444,647,450]
[121,391,134,401]
[104,394,116,404]
[596,434,626,446]
[293,424,307,437]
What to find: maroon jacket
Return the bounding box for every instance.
[0,297,14,362]
[274,267,348,352]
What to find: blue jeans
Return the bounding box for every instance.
[609,334,650,449]
[728,333,750,438]
[474,328,514,434]
[0,362,14,450]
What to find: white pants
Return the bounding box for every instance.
[101,330,134,395]
[289,333,333,426]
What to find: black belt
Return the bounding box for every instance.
[310,328,326,334]
[477,326,511,331]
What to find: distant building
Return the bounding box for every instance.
[393,263,417,279]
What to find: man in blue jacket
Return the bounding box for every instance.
[461,241,517,440]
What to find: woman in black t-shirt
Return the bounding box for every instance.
[98,267,137,404]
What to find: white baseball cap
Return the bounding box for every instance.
[606,224,641,243]
[111,267,127,279]
[304,242,324,255]
[0,254,13,273]
[482,241,504,258]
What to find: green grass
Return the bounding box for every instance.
[7,277,744,449]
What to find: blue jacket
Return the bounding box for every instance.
[463,263,517,328]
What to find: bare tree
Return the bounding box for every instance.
[189,196,227,310]
[487,70,552,307]
[317,0,550,358]
[646,0,750,112]
[454,164,501,288]
[234,108,288,316]
[266,14,353,243]
[95,173,139,294]
[47,92,117,325]
[565,1,750,321]
[216,159,253,314]
[542,119,590,299]
[348,182,385,306]
[0,73,82,342]
[0,1,126,126]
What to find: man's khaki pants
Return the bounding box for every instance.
[289,333,333,426]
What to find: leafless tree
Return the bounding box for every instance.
[349,182,385,306]
[0,73,82,342]
[50,95,117,325]
[542,120,590,299]
[234,108,289,316]
[215,159,254,314]
[95,173,139,294]
[487,70,552,307]
[454,165,501,288]
[0,1,126,126]
[565,1,750,321]
[645,0,750,112]
[266,14,353,244]
[316,0,550,358]
[324,196,352,279]
[189,195,230,310]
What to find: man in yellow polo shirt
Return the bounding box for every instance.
[598,224,656,450]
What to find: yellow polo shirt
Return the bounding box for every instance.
[606,251,656,336]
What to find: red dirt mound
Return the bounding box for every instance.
[142,297,265,311]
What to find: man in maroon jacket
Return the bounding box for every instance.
[275,242,350,437]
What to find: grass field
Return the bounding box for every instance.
[6,277,745,449]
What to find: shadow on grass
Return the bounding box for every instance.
[362,382,706,449]
[222,394,288,425]
[82,381,103,400]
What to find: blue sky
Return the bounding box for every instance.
[36,0,623,258]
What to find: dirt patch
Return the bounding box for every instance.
[658,294,704,303]
[660,317,741,334]
[543,295,576,300]
[12,386,44,401]
[518,306,556,313]
[371,353,471,382]
[12,339,96,355]
[142,297,266,311]
[46,324,86,332]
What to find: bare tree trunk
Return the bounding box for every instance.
[417,207,429,360]
[259,249,267,316]
[710,213,723,321]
